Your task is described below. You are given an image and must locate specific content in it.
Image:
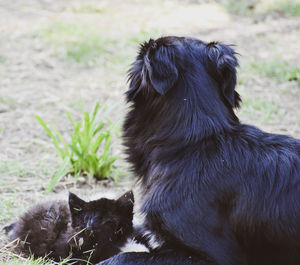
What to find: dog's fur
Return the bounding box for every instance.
[98,36,300,265]
[5,191,134,264]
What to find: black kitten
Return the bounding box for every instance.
[4,191,134,264]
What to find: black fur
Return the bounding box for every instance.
[5,191,134,264]
[98,36,300,265]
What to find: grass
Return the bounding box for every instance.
[0,254,94,265]
[127,28,161,45]
[0,255,72,265]
[36,103,118,191]
[0,159,54,179]
[220,0,300,17]
[36,21,117,65]
[240,97,281,123]
[36,20,161,71]
[0,198,15,223]
[220,0,256,16]
[0,160,30,179]
[0,54,5,63]
[263,0,300,17]
[246,58,300,86]
[0,97,17,105]
[71,4,106,13]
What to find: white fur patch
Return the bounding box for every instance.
[120,238,149,252]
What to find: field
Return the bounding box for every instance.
[0,0,299,264]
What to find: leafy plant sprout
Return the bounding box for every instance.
[36,103,118,192]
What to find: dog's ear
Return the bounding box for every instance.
[206,42,241,108]
[145,43,178,95]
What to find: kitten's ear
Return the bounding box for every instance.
[117,190,134,213]
[206,42,241,108]
[3,223,16,234]
[145,41,178,95]
[69,192,85,213]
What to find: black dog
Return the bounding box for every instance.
[98,36,300,265]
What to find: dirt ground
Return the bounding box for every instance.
[0,0,299,263]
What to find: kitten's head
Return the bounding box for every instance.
[68,191,134,261]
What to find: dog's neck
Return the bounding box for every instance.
[137,88,238,145]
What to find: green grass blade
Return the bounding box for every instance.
[69,143,82,158]
[102,134,112,161]
[70,121,82,155]
[91,133,106,154]
[53,124,69,158]
[91,102,100,124]
[66,111,76,127]
[71,121,82,146]
[92,122,105,136]
[35,115,65,159]
[86,154,98,175]
[46,157,70,192]
[81,112,92,153]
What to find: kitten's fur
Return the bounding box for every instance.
[4,191,134,264]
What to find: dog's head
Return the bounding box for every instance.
[127,36,241,109]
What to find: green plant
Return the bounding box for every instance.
[36,103,117,191]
